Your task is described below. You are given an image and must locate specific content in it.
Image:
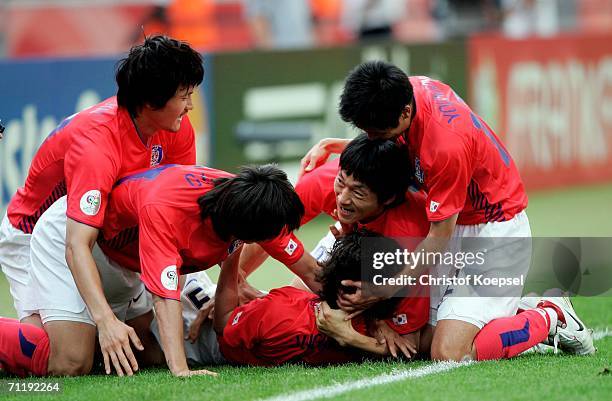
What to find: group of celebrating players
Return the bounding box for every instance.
[0,35,596,379]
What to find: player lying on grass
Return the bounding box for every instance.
[161,229,428,367]
[243,134,595,360]
[0,35,203,374]
[296,60,595,359]
[0,164,313,377]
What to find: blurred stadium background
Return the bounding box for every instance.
[1,0,612,316]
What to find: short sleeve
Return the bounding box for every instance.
[260,231,305,266]
[65,136,118,228]
[295,159,338,225]
[385,296,430,335]
[138,205,183,300]
[422,125,472,221]
[164,116,196,165]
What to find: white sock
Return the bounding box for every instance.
[543,307,559,335]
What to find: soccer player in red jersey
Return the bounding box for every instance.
[297,61,594,360]
[214,230,429,366]
[0,35,204,375]
[0,163,308,377]
[241,135,431,357]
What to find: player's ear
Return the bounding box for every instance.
[382,195,395,208]
[401,104,411,119]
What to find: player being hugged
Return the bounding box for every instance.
[0,35,203,377]
[297,61,595,361]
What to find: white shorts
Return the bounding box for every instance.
[151,272,225,365]
[310,213,532,330]
[23,196,152,326]
[430,211,532,329]
[0,213,33,320]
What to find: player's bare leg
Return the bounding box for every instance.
[126,311,165,367]
[45,321,96,376]
[21,313,43,328]
[430,319,480,361]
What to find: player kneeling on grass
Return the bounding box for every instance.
[298,60,595,360]
[0,164,312,377]
[0,34,203,376]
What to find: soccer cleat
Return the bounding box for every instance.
[538,297,596,355]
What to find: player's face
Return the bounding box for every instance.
[334,170,385,225]
[365,104,413,141]
[146,86,195,133]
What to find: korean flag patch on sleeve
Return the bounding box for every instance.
[284,238,298,256]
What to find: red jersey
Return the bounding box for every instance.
[218,286,427,366]
[296,158,430,304]
[401,76,528,225]
[7,97,196,233]
[98,165,305,300]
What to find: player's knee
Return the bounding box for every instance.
[48,352,93,377]
[431,339,473,362]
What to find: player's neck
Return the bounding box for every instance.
[131,113,156,145]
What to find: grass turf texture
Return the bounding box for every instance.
[1,183,611,401]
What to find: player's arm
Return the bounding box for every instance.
[238,242,269,277]
[65,219,143,376]
[315,302,388,356]
[138,207,216,377]
[213,246,243,335]
[287,252,322,293]
[64,140,145,376]
[299,138,351,178]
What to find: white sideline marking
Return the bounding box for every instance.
[261,330,610,401]
[593,328,611,341]
[258,361,471,401]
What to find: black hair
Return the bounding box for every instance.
[317,229,403,319]
[198,164,304,242]
[116,35,204,116]
[339,133,412,208]
[339,61,413,132]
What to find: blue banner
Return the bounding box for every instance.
[0,57,117,214]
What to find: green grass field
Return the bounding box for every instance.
[1,183,611,401]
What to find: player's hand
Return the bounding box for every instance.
[336,280,384,319]
[97,316,144,376]
[186,298,215,344]
[373,320,417,359]
[174,368,218,378]
[299,140,331,179]
[314,301,355,346]
[329,210,357,239]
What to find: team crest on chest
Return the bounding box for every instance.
[414,157,424,184]
[150,145,164,167]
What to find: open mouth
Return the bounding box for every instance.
[338,206,354,218]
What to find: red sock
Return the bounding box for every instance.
[474,309,550,360]
[0,317,49,377]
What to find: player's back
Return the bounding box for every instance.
[102,164,232,242]
[218,286,359,366]
[7,96,196,233]
[407,76,528,224]
[7,98,119,232]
